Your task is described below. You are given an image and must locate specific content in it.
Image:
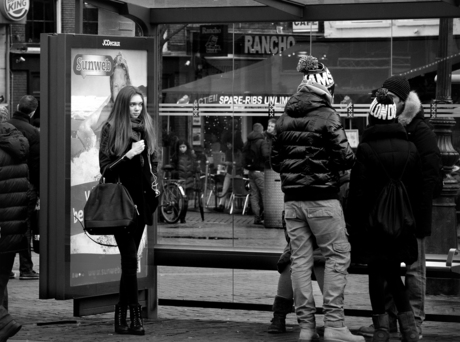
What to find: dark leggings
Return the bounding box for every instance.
[368,260,412,314]
[114,218,146,306]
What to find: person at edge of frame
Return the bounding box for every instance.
[0,122,30,341]
[99,86,160,336]
[271,54,362,342]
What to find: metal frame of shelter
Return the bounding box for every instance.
[58,0,460,318]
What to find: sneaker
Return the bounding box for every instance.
[357,324,399,338]
[19,270,39,280]
[298,328,320,342]
[324,326,365,342]
[9,272,15,279]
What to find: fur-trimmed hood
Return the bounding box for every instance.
[397,91,422,127]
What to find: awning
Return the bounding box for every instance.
[85,0,460,26]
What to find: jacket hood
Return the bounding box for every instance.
[397,91,422,127]
[285,87,333,118]
[247,131,264,142]
[0,122,29,162]
[361,122,408,143]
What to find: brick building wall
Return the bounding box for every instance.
[11,71,27,112]
[62,0,75,33]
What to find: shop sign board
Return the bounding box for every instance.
[200,24,228,56]
[40,34,156,300]
[235,34,296,56]
[292,22,319,33]
[0,0,29,23]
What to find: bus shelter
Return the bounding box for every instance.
[40,0,460,318]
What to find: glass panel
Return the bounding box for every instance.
[32,0,44,20]
[44,0,54,21]
[158,266,234,302]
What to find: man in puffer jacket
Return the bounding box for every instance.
[358,76,443,340]
[0,122,30,341]
[271,55,360,342]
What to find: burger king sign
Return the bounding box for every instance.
[0,0,29,22]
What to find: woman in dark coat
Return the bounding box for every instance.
[99,86,159,336]
[347,90,422,342]
[0,122,29,341]
[170,139,199,223]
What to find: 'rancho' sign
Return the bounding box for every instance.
[0,0,29,22]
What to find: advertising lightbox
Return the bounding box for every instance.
[40,34,157,302]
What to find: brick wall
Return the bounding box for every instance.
[11,71,28,112]
[62,0,75,33]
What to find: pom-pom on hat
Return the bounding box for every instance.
[297,55,335,96]
[382,75,410,101]
[368,88,397,125]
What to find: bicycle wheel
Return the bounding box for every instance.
[160,183,186,224]
[197,190,204,221]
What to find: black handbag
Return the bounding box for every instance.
[83,168,137,237]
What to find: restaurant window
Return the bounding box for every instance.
[25,0,56,43]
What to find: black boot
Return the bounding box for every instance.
[398,311,419,342]
[180,201,188,223]
[371,313,390,342]
[267,296,293,334]
[114,304,129,334]
[128,304,145,335]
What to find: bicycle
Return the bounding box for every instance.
[159,165,187,224]
[159,165,205,223]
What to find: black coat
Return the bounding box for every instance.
[171,153,199,191]
[8,111,40,191]
[0,123,29,254]
[347,123,422,264]
[398,91,443,237]
[271,87,355,202]
[99,123,158,226]
[242,131,269,171]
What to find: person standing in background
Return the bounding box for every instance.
[170,140,199,223]
[242,123,269,225]
[7,95,40,281]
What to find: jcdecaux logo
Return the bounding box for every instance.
[1,0,29,21]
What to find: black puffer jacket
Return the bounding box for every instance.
[171,153,199,191]
[0,123,30,254]
[398,91,443,237]
[347,123,422,264]
[8,111,40,191]
[271,88,355,202]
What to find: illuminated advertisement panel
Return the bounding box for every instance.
[70,48,148,287]
[40,34,156,300]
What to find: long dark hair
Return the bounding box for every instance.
[106,86,157,156]
[171,139,193,164]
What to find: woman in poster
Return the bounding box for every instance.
[99,86,159,335]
